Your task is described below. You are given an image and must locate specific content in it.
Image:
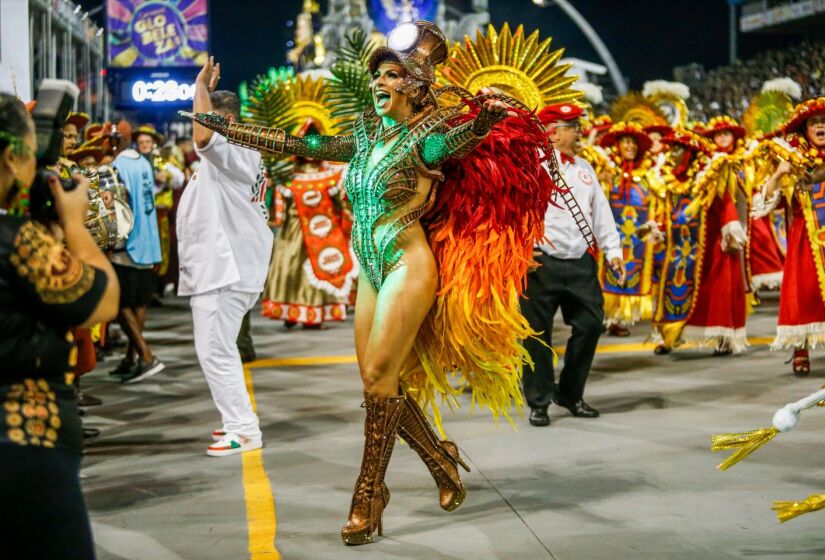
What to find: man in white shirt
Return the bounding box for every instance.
[522,103,625,427]
[178,57,274,456]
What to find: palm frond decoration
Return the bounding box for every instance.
[327,28,378,130]
[240,69,299,178]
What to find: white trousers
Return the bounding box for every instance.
[190,288,261,440]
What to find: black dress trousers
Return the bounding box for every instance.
[521,252,605,409]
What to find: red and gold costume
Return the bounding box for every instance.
[653,130,749,352]
[741,86,799,291]
[597,122,657,327]
[244,75,357,326]
[682,121,749,353]
[750,98,825,352]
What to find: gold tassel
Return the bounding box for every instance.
[772,494,825,522]
[711,427,779,471]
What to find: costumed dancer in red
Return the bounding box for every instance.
[705,116,784,296]
[653,129,747,354]
[262,119,355,328]
[682,121,749,354]
[750,97,825,375]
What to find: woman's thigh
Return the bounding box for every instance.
[354,270,377,371]
[363,241,438,379]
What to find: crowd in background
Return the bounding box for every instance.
[689,38,825,120]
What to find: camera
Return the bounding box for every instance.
[28,80,80,222]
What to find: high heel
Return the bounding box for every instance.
[398,395,470,512]
[791,348,810,376]
[341,393,404,546]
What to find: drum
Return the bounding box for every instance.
[82,168,110,248]
[82,166,134,250]
[97,165,134,250]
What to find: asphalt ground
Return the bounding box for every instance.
[80,291,825,560]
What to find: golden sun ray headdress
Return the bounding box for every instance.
[287,74,342,136]
[437,23,581,110]
[609,92,668,129]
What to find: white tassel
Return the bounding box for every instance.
[642,80,690,100]
[577,81,603,105]
[761,77,803,100]
[772,387,825,433]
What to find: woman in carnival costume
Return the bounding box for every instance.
[651,129,713,353]
[750,97,825,374]
[597,122,658,336]
[653,125,750,355]
[184,21,580,544]
[682,117,750,355]
[740,80,802,293]
[580,93,670,336]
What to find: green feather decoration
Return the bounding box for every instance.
[743,91,794,137]
[327,29,378,131]
[240,68,299,180]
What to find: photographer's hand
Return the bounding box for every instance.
[49,174,120,325]
[50,173,90,227]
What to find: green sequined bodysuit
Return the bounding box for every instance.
[251,107,486,291]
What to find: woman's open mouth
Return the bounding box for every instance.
[374,90,391,109]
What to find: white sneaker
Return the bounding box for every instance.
[207,433,262,457]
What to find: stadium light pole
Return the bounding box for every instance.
[728,1,739,63]
[532,0,627,95]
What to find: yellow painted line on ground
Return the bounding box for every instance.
[242,366,280,560]
[246,336,777,368]
[249,354,358,368]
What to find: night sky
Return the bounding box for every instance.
[85,0,797,92]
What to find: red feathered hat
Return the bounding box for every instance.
[662,128,712,155]
[537,103,584,125]
[782,97,825,135]
[643,124,673,136]
[84,123,104,142]
[599,122,653,158]
[590,114,612,133]
[703,115,746,140]
[64,111,90,130]
[68,141,104,165]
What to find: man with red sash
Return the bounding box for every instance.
[751,97,825,374]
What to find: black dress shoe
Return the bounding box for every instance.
[554,398,600,418]
[654,344,671,355]
[528,407,550,427]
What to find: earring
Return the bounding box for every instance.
[4,178,31,217]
